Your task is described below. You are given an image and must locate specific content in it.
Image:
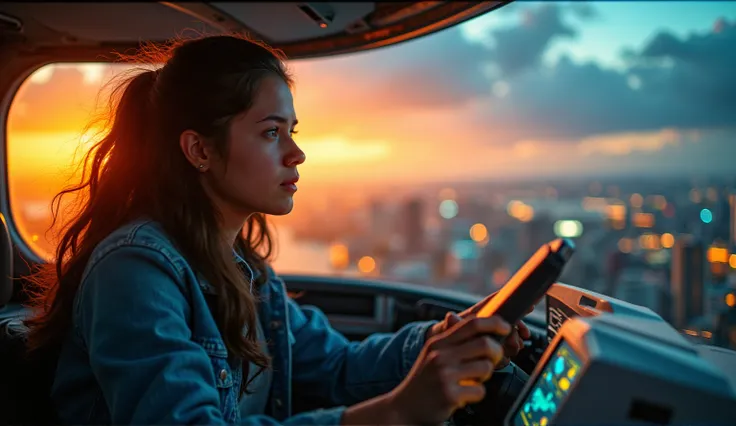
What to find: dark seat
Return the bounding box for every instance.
[0,214,58,425]
[0,318,59,425]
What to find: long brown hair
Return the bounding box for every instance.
[25,35,293,379]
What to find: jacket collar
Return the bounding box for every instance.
[197,249,262,295]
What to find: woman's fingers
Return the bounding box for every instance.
[516,320,531,340]
[432,316,511,348]
[450,381,487,407]
[455,335,506,366]
[455,359,495,383]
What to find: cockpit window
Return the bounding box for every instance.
[6,2,736,349]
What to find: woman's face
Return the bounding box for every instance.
[204,75,306,217]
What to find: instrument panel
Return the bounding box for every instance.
[506,305,736,425]
[511,340,582,426]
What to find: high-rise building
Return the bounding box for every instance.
[518,214,555,258]
[715,307,736,349]
[402,198,425,253]
[605,251,627,296]
[729,193,736,248]
[614,268,668,315]
[712,193,731,244]
[670,236,705,329]
[369,200,390,236]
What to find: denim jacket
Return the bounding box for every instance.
[52,220,435,425]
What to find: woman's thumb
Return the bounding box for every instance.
[446,312,462,327]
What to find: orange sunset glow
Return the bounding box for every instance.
[6,2,735,270]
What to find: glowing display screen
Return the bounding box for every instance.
[512,340,582,426]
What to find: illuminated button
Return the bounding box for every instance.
[567,367,577,379]
[554,357,565,375]
[559,377,570,391]
[541,417,549,426]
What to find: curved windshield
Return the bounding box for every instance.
[6,2,736,349]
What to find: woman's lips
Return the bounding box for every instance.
[281,175,299,193]
[280,182,298,193]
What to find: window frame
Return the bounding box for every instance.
[0,46,133,265]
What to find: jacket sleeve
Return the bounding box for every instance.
[76,245,349,426]
[287,296,436,407]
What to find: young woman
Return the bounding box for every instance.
[25,35,530,425]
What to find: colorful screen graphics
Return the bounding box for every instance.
[512,340,582,426]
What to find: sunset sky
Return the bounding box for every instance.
[7,1,736,192]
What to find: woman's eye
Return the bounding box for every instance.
[265,127,298,139]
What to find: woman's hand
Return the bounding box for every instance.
[426,291,534,366]
[387,316,512,425]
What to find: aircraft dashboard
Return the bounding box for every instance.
[500,284,736,425]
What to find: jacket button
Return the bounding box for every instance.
[274,398,283,408]
[219,369,228,380]
[270,320,282,329]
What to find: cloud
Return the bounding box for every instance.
[489,3,577,77]
[501,15,736,139]
[576,128,684,156]
[293,3,736,145]
[568,2,598,20]
[633,20,736,115]
[293,25,490,111]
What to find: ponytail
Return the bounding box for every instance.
[25,68,160,353]
[100,70,159,197]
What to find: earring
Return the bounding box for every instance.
[199,164,204,169]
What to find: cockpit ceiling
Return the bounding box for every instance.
[0,2,509,59]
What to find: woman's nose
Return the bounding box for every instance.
[285,144,306,167]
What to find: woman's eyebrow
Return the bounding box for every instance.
[256,114,298,126]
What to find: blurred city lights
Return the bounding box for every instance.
[507,200,535,222]
[633,213,655,228]
[618,238,633,253]
[726,293,736,308]
[707,247,729,264]
[700,208,713,224]
[469,223,488,243]
[329,243,349,270]
[554,220,583,238]
[630,193,643,209]
[660,233,675,249]
[639,234,661,250]
[358,256,376,274]
[690,189,702,203]
[652,195,668,210]
[439,199,459,219]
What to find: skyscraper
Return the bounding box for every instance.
[402,198,425,253]
[518,213,555,258]
[713,193,731,244]
[670,236,705,329]
[729,193,736,248]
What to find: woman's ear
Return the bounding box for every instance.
[179,130,210,171]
